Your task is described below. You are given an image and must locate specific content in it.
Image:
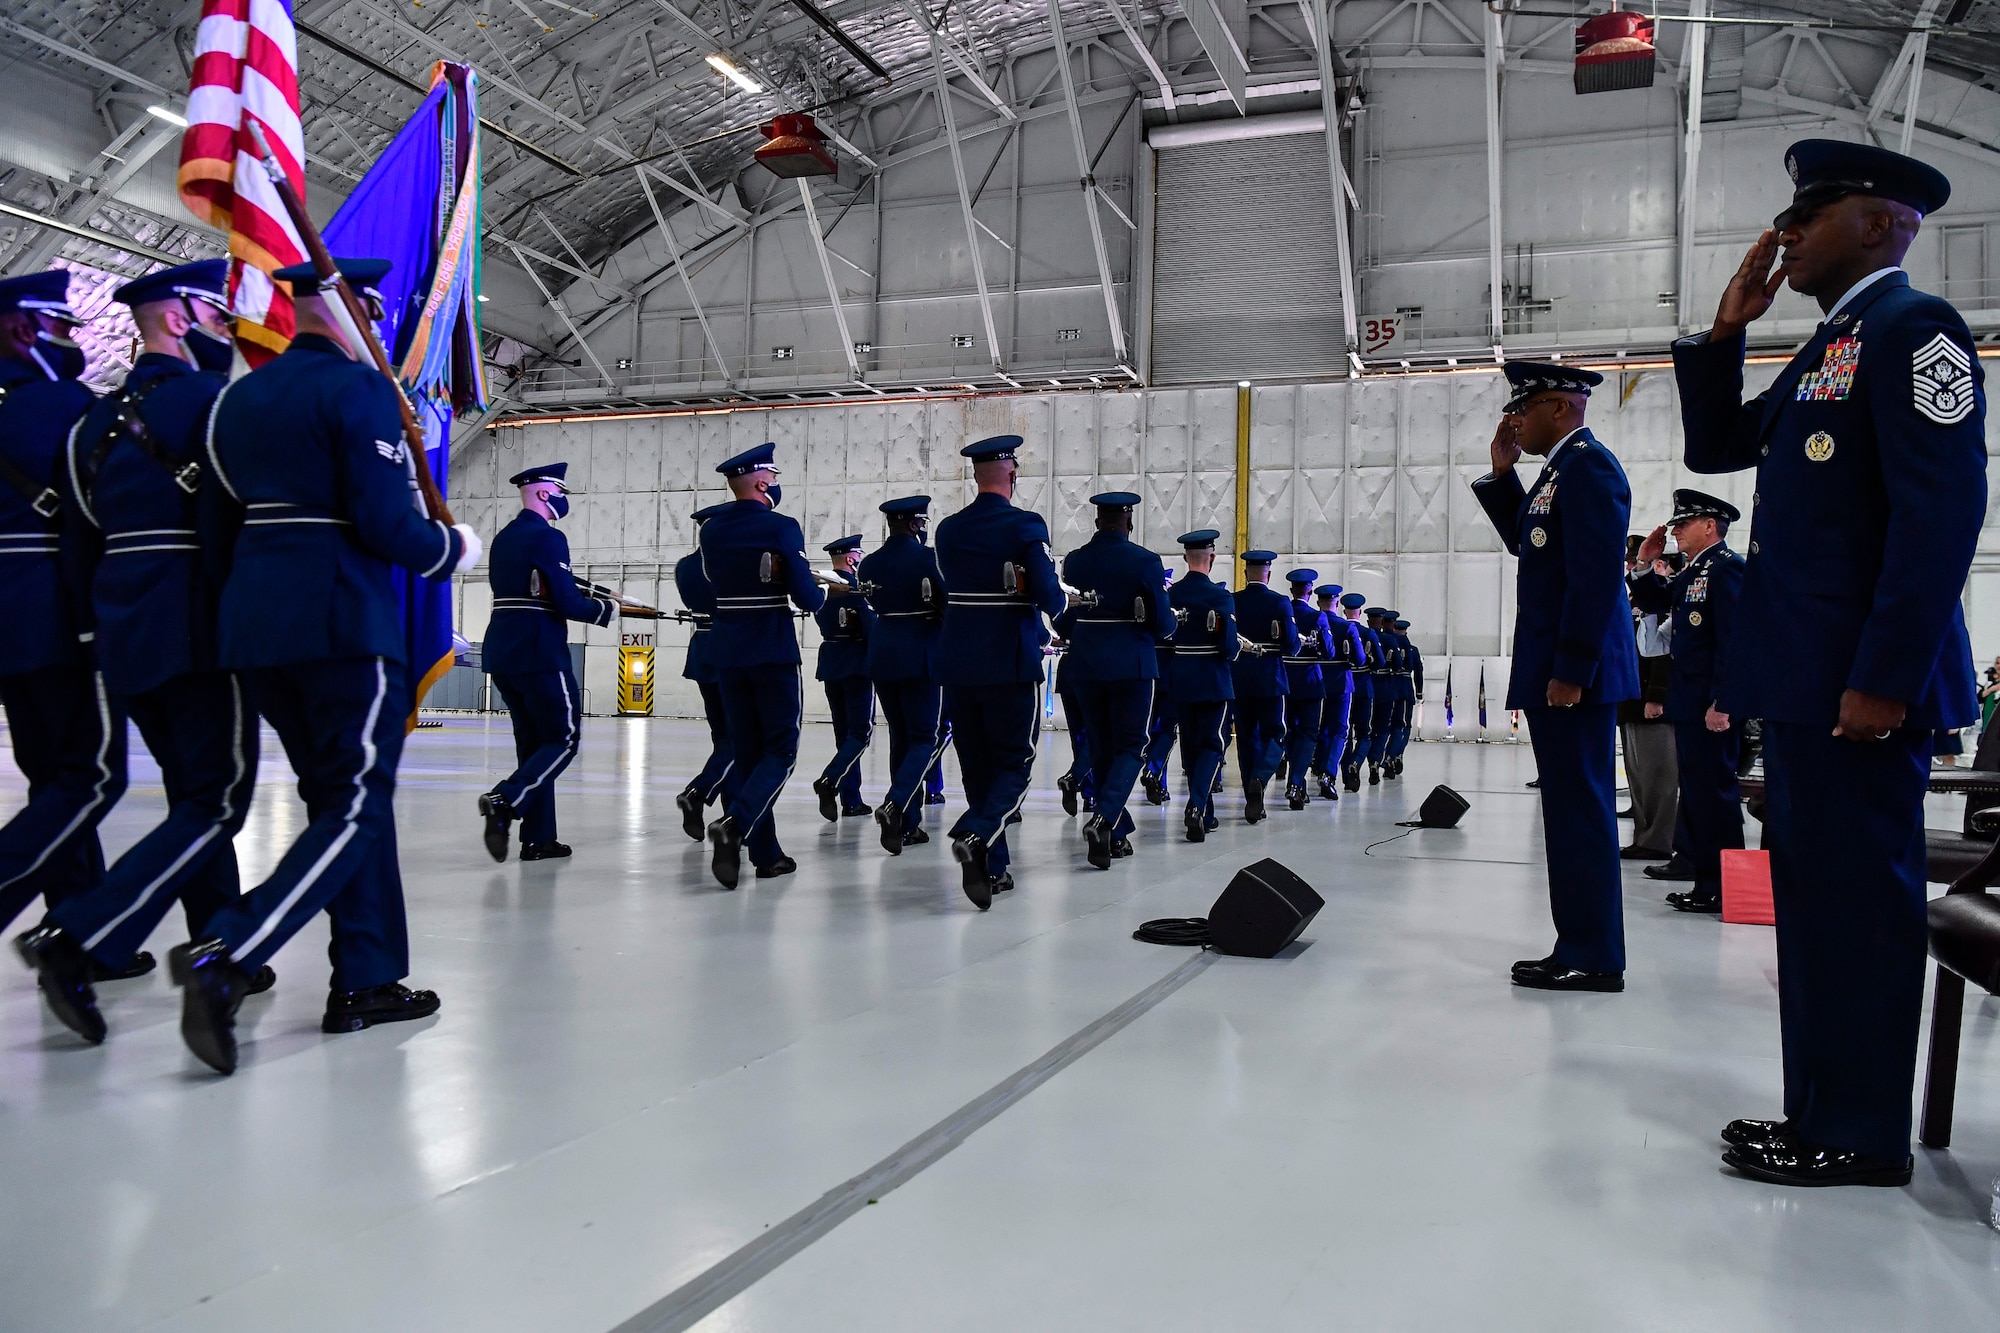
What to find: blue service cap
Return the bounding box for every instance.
[508,462,569,488]
[961,434,1021,463]
[1241,549,1277,565]
[692,502,732,524]
[1315,584,1342,599]
[1178,528,1219,549]
[824,533,863,554]
[1091,491,1141,509]
[1340,592,1367,609]
[1503,360,1603,412]
[1365,606,1392,618]
[880,495,931,516]
[1394,619,1410,630]
[1284,567,1318,587]
[114,259,227,310]
[272,257,392,299]
[1670,487,1740,525]
[1777,138,1950,229]
[717,442,779,477]
[0,270,74,319]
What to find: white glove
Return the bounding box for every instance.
[452,523,483,573]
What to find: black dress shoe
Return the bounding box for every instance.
[1368,763,1381,786]
[246,964,278,996]
[1343,766,1361,793]
[707,815,743,890]
[902,827,929,847]
[1056,772,1080,817]
[1721,1116,1795,1149]
[88,949,157,982]
[1510,954,1556,978]
[1185,808,1206,842]
[322,982,441,1034]
[1665,891,1722,913]
[1643,857,1696,882]
[16,925,104,1044]
[477,791,515,863]
[676,786,706,841]
[953,834,992,909]
[1080,794,1095,813]
[520,841,572,861]
[1083,815,1113,870]
[1204,812,1219,831]
[1286,784,1306,811]
[841,802,873,817]
[876,804,904,855]
[1621,844,1671,860]
[1317,777,1339,801]
[1111,837,1133,858]
[756,856,797,879]
[1244,781,1266,824]
[1141,770,1168,805]
[925,790,946,805]
[1511,959,1624,992]
[168,939,251,1074]
[1525,778,1541,789]
[988,872,1015,895]
[812,777,839,823]
[1722,1139,1912,1188]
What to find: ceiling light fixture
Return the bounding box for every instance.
[706,55,763,94]
[146,105,189,127]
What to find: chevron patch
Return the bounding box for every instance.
[1912,332,1974,426]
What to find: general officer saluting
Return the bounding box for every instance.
[699,443,824,888]
[1279,568,1333,810]
[0,271,122,947]
[811,534,876,822]
[17,260,278,1042]
[1168,530,1239,842]
[862,496,947,854]
[1628,490,1745,913]
[1229,550,1299,823]
[1054,492,1171,869]
[477,462,617,862]
[1674,141,1983,1187]
[174,256,482,1073]
[934,435,1068,908]
[1311,584,1361,800]
[1338,592,1378,791]
[1471,359,1638,993]
[673,503,734,840]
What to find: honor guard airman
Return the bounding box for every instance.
[1053,492,1171,869]
[477,462,617,863]
[861,495,946,853]
[673,503,733,839]
[1386,617,1423,776]
[1312,584,1361,800]
[1141,565,1178,806]
[1229,550,1299,823]
[699,443,824,888]
[934,435,1068,908]
[0,271,120,948]
[173,257,482,1072]
[1279,569,1334,810]
[1363,607,1403,783]
[1338,592,1377,791]
[1472,359,1638,994]
[1628,490,1745,913]
[16,261,279,1042]
[811,534,876,821]
[1674,141,1983,1186]
[1168,531,1239,841]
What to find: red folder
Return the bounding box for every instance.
[1721,849,1775,926]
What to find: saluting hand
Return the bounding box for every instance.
[1713,229,1785,339]
[1832,688,1906,743]
[1489,416,1523,476]
[1636,525,1667,568]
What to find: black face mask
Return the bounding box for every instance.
[182,325,236,374]
[28,332,85,381]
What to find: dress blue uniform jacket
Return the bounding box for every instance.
[858,534,942,682]
[814,576,875,681]
[1673,272,1984,729]
[674,550,717,682]
[204,335,465,669]
[61,354,224,698]
[483,509,616,674]
[1167,573,1238,702]
[1282,602,1333,698]
[1404,637,1424,697]
[1053,531,1170,682]
[1323,616,1364,681]
[1472,429,1640,709]
[1230,583,1299,698]
[1628,542,1743,723]
[0,355,94,677]
[698,498,824,669]
[935,492,1065,686]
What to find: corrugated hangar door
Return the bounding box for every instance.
[1150,133,1346,384]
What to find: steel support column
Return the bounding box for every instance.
[1482,4,1505,357]
[932,39,1004,369]
[1897,30,1929,156]
[1311,0,1361,364]
[635,167,734,385]
[1046,0,1128,364]
[1676,0,1708,334]
[797,180,864,383]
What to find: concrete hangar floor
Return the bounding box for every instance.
[1,715,1995,1331]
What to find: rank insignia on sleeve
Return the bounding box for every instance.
[375,438,405,462]
[1529,526,1547,548]
[1804,431,1835,462]
[1913,333,1974,425]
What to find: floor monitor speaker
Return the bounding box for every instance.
[1206,858,1325,958]
[1416,785,1469,829]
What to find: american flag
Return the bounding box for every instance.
[177,0,306,360]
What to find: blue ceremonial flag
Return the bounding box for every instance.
[323,61,485,724]
[1443,662,1454,729]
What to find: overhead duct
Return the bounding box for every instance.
[1147,110,1326,150]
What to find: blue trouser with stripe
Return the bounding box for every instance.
[1177,701,1228,823]
[51,670,256,968]
[1345,677,1374,773]
[876,679,944,834]
[688,679,732,802]
[1077,678,1152,840]
[1388,687,1416,759]
[718,663,799,869]
[1368,689,1400,766]
[818,677,874,806]
[0,665,126,933]
[492,668,582,846]
[944,682,1038,877]
[926,709,950,801]
[1233,695,1285,787]
[1282,694,1323,789]
[1144,681,1176,782]
[1316,677,1353,776]
[205,657,411,991]
[1525,702,1625,976]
